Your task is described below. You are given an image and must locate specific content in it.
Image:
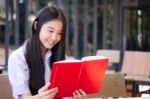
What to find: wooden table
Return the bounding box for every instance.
[119,96,150,99]
[125,76,150,97]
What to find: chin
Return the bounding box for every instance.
[45,45,54,49]
[44,42,56,49]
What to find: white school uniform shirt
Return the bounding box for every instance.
[8,44,52,99]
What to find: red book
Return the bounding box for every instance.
[48,56,108,98]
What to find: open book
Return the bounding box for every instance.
[48,56,108,98]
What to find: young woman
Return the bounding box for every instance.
[8,5,87,99]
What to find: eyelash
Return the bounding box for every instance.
[48,30,62,35]
[48,30,53,33]
[58,33,62,35]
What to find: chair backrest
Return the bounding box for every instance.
[96,49,120,63]
[0,74,13,99]
[121,51,150,76]
[88,73,127,98]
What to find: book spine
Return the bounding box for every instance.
[75,62,83,90]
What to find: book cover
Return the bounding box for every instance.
[48,56,108,98]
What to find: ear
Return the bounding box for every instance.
[33,21,37,30]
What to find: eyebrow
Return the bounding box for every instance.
[48,27,54,29]
[47,27,63,32]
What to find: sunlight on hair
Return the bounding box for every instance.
[48,2,55,6]
[29,15,36,23]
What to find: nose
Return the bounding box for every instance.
[51,32,57,41]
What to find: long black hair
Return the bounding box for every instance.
[25,5,66,95]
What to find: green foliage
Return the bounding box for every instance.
[0,9,5,19]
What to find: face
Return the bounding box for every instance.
[39,19,63,50]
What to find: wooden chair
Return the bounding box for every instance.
[0,74,13,99]
[121,51,150,97]
[0,66,4,74]
[121,51,150,76]
[96,49,120,72]
[88,73,127,98]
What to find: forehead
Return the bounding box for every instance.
[43,19,63,29]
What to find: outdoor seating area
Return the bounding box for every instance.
[121,51,150,97]
[96,50,150,98]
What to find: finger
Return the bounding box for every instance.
[49,87,58,93]
[79,89,87,96]
[40,87,58,96]
[38,82,51,93]
[70,97,73,99]
[75,90,82,98]
[73,92,78,99]
[73,92,76,97]
[75,90,81,96]
[44,90,58,99]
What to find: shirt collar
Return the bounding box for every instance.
[45,50,52,61]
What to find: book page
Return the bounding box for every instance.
[81,56,107,61]
[54,59,81,63]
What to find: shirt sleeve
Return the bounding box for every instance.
[8,51,30,99]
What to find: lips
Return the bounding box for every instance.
[47,40,55,46]
[48,41,54,46]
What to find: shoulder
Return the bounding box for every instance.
[8,44,28,76]
[9,45,26,58]
[9,44,26,61]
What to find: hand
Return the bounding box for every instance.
[37,82,58,99]
[71,89,87,99]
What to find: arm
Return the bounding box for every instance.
[8,48,58,99]
[8,50,31,99]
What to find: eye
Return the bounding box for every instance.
[58,32,62,35]
[58,33,62,35]
[48,30,53,33]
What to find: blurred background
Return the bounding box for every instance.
[0,0,150,71]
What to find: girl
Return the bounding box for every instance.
[8,5,87,99]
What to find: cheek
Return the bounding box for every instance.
[39,30,47,41]
[57,35,62,42]
[39,33,42,42]
[39,33,44,42]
